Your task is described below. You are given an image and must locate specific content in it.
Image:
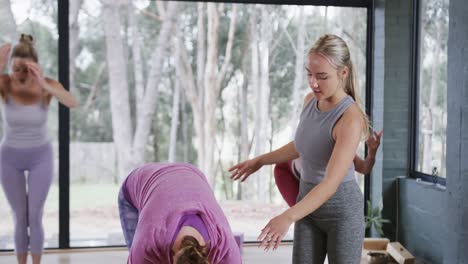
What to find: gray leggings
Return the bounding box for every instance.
[292,180,364,264]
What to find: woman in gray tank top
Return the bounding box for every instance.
[230,34,370,263]
[0,35,78,264]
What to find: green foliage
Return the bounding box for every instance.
[365,200,391,237]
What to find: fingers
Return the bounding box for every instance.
[376,130,383,140]
[229,166,240,178]
[240,171,251,182]
[28,65,39,75]
[25,63,40,77]
[230,171,245,181]
[367,129,383,144]
[228,163,241,172]
[259,235,270,250]
[230,161,254,182]
[257,226,271,242]
[264,233,280,251]
[273,235,283,250]
[372,130,382,145]
[230,166,246,181]
[259,233,276,251]
[231,170,250,182]
[258,227,283,251]
[26,62,41,73]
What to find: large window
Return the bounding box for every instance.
[69,1,368,246]
[0,0,59,250]
[416,0,449,178]
[0,0,370,250]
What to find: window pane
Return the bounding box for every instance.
[70,1,367,246]
[417,0,449,177]
[0,0,59,250]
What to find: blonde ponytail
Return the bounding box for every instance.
[308,34,370,138]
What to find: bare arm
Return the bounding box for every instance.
[43,78,79,108]
[26,62,78,108]
[258,141,300,166]
[0,44,11,73]
[230,141,299,182]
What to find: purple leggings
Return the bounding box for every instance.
[0,142,53,254]
[118,186,139,248]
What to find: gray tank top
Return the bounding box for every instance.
[1,97,50,148]
[294,95,356,184]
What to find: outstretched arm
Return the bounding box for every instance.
[230,141,299,182]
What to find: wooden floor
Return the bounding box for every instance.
[0,244,295,264]
[0,245,395,263]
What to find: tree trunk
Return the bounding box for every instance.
[131,2,179,166]
[194,2,206,170]
[176,3,237,185]
[239,61,250,200]
[245,8,260,200]
[422,38,441,173]
[181,92,189,163]
[102,0,133,179]
[69,0,83,91]
[202,3,220,182]
[103,0,179,179]
[254,8,272,202]
[289,8,305,138]
[0,0,17,42]
[168,41,181,162]
[128,2,145,120]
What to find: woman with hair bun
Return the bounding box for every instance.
[0,34,78,264]
[118,163,241,264]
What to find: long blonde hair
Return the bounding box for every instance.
[308,34,370,137]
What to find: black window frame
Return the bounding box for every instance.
[409,0,447,186]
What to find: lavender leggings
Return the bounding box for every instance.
[0,142,53,254]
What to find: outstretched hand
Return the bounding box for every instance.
[366,130,383,156]
[229,158,262,182]
[0,43,12,73]
[257,213,293,251]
